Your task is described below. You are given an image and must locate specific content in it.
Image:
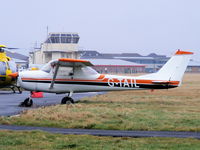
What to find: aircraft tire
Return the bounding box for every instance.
[19,98,33,107]
[61,97,74,104]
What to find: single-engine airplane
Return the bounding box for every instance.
[11,50,193,107]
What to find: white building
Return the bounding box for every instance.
[29,32,80,64]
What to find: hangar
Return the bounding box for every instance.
[187,60,200,73]
[80,50,200,73]
[85,59,146,74]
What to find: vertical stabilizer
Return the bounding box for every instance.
[139,50,193,86]
[154,50,193,85]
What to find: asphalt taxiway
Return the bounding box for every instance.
[0,91,102,116]
[0,125,200,139]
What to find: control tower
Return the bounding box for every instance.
[30,32,80,64]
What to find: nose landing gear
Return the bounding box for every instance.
[19,91,34,107]
[19,97,33,107]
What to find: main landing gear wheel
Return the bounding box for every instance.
[19,97,33,107]
[61,97,75,104]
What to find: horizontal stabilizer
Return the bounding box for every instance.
[152,81,170,84]
[152,80,179,85]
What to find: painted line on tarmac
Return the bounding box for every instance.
[0,125,200,139]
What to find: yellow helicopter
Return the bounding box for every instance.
[0,45,21,93]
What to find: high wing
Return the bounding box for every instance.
[51,58,93,67]
[49,58,93,89]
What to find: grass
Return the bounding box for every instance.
[0,130,200,150]
[0,74,200,132]
[0,73,200,149]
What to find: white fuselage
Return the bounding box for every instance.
[18,69,178,94]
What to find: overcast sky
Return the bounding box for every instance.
[0,0,199,59]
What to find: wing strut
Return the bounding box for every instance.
[49,64,59,89]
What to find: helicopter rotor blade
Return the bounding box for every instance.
[6,47,19,50]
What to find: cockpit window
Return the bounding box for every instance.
[0,62,6,75]
[57,66,73,76]
[80,67,98,75]
[41,62,98,77]
[41,63,51,73]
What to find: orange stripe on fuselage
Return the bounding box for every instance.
[97,74,105,80]
[21,78,108,83]
[21,78,180,86]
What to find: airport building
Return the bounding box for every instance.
[29,32,80,64]
[80,50,169,73]
[187,60,200,72]
[85,59,146,74]
[80,50,200,73]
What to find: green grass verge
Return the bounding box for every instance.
[0,130,200,150]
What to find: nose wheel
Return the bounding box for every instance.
[61,97,75,104]
[19,97,33,107]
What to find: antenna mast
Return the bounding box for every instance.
[46,26,49,37]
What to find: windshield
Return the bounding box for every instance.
[41,63,51,73]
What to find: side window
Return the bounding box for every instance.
[0,62,6,75]
[57,67,73,76]
[81,67,98,75]
[73,66,98,79]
